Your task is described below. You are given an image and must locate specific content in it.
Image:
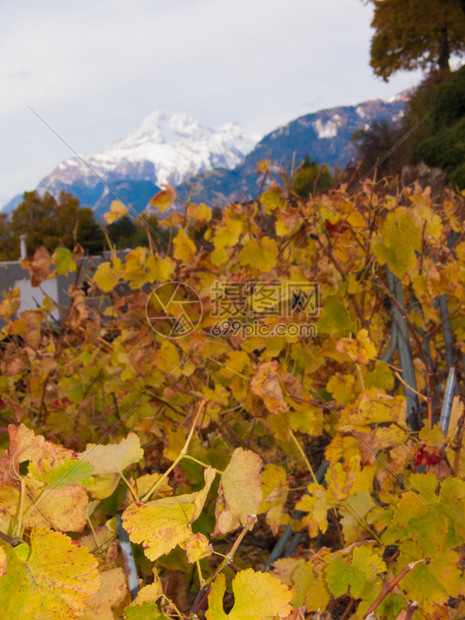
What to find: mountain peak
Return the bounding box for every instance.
[1,93,408,214]
[33,111,261,198]
[122,110,210,146]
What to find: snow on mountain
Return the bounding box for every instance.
[37,111,262,194]
[1,94,411,214]
[175,95,410,206]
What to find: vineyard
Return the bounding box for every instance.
[1,168,465,619]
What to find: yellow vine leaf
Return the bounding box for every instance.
[187,202,212,222]
[173,227,196,262]
[316,294,351,334]
[0,482,89,533]
[103,200,128,224]
[123,247,149,289]
[81,567,129,620]
[326,373,357,406]
[239,237,278,272]
[339,490,375,545]
[93,258,124,292]
[126,588,163,620]
[372,210,421,278]
[272,558,331,612]
[125,604,167,618]
[0,287,21,320]
[13,310,42,348]
[213,218,243,250]
[145,254,175,283]
[148,185,176,213]
[124,570,164,617]
[211,246,228,266]
[52,248,76,275]
[180,532,213,563]
[250,360,287,415]
[369,360,395,391]
[122,467,216,561]
[0,547,6,576]
[129,581,163,607]
[400,546,462,613]
[338,389,406,431]
[83,474,121,500]
[79,432,144,475]
[296,483,329,538]
[336,329,377,364]
[133,473,172,500]
[214,448,263,535]
[0,527,101,619]
[206,570,292,620]
[258,464,289,536]
[0,426,89,531]
[261,186,285,213]
[326,461,356,502]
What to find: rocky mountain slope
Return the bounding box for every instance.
[175,95,408,205]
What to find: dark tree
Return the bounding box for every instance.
[363,0,465,80]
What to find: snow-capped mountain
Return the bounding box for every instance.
[1,95,409,215]
[37,111,261,195]
[175,95,409,205]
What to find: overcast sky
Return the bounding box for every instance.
[0,0,423,207]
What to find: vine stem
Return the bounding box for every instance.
[205,515,257,589]
[404,601,419,620]
[196,560,204,586]
[394,370,428,402]
[141,399,208,503]
[0,530,19,547]
[356,363,365,392]
[362,558,427,619]
[182,454,221,471]
[289,429,318,484]
[15,478,26,538]
[120,471,139,502]
[86,516,99,549]
[189,515,257,616]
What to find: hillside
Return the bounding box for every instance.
[2,96,408,215]
[175,95,408,205]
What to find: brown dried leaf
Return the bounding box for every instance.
[250,361,287,415]
[21,246,52,286]
[148,185,176,213]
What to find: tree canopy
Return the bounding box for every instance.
[293,157,333,198]
[2,190,104,259]
[364,0,465,80]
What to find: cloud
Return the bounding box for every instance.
[0,0,423,203]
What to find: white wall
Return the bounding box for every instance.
[14,277,60,321]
